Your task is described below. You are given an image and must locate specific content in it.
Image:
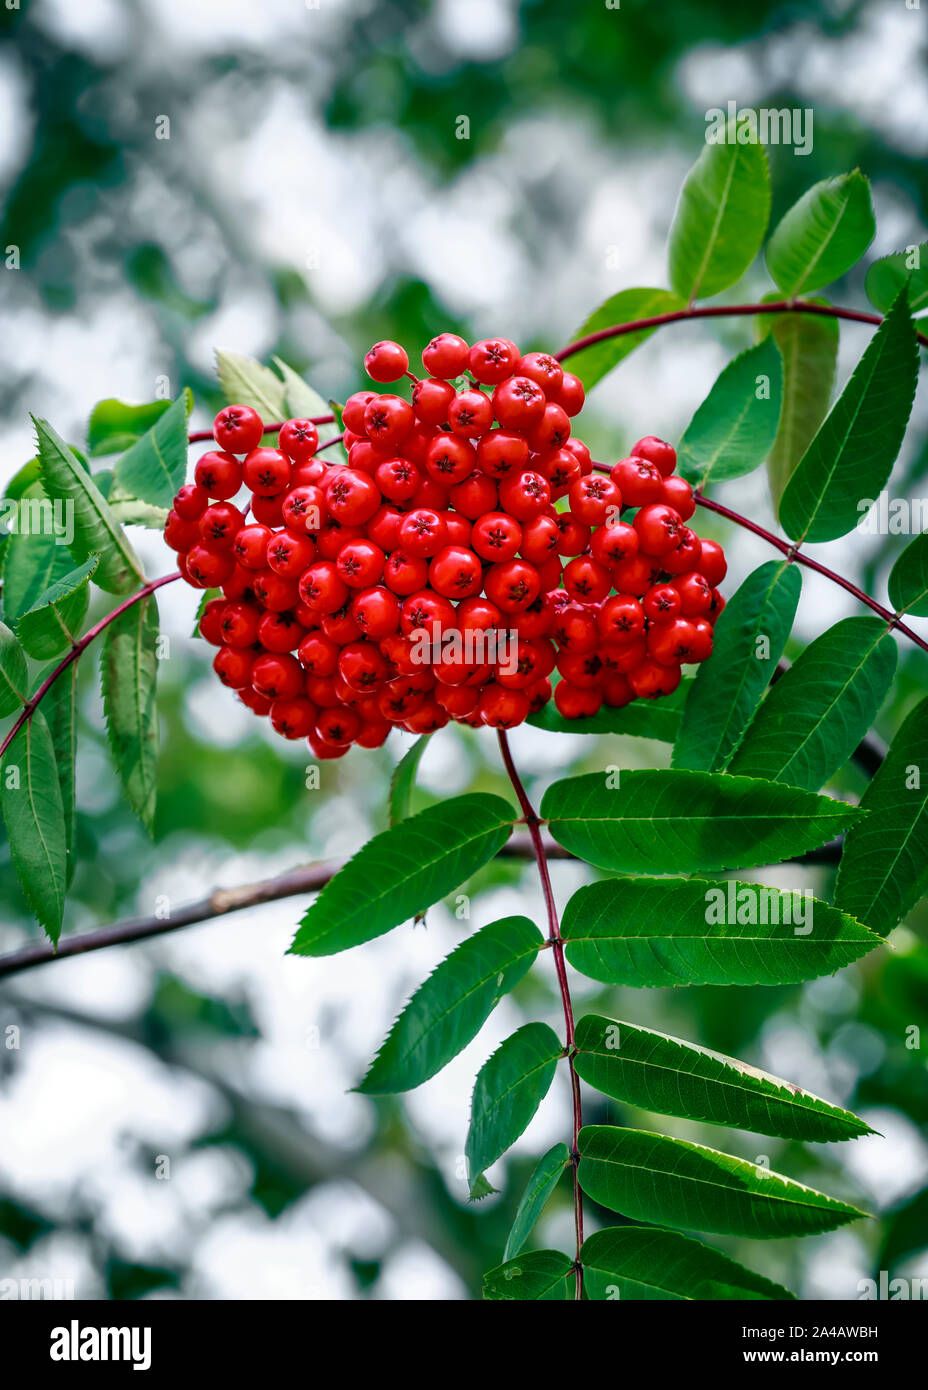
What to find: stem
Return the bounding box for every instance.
[0,836,842,981]
[692,494,928,652]
[497,730,584,1299]
[557,299,928,361]
[0,572,182,763]
[187,415,335,444]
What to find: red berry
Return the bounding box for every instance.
[698,538,727,587]
[324,468,382,525]
[316,705,362,745]
[478,683,530,728]
[412,376,456,426]
[472,511,522,562]
[336,538,385,589]
[422,333,470,378]
[186,543,235,588]
[365,340,409,383]
[398,508,448,558]
[661,474,695,520]
[492,376,546,431]
[563,555,611,603]
[556,372,585,417]
[278,419,319,462]
[298,631,339,676]
[213,645,255,689]
[164,510,201,553]
[610,456,663,507]
[591,522,639,567]
[214,404,264,454]
[258,611,305,653]
[281,484,326,533]
[194,450,242,500]
[675,572,713,618]
[552,602,599,653]
[266,528,316,578]
[243,447,291,497]
[251,493,286,527]
[384,549,430,596]
[476,430,529,479]
[298,561,349,613]
[484,559,541,614]
[428,545,483,598]
[642,584,683,625]
[219,601,261,648]
[468,338,520,385]
[597,595,646,643]
[632,435,676,477]
[628,657,681,698]
[233,523,273,569]
[448,471,497,520]
[633,503,683,556]
[648,618,699,666]
[568,475,622,527]
[174,483,208,521]
[270,697,317,739]
[363,395,414,452]
[518,352,564,397]
[448,389,494,438]
[498,469,550,521]
[352,585,401,639]
[527,403,571,454]
[554,681,601,719]
[252,571,300,612]
[519,514,560,565]
[252,652,304,700]
[198,598,226,645]
[338,640,390,692]
[662,528,703,576]
[425,433,476,486]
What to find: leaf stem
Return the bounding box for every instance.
[497,729,584,1299]
[187,414,335,444]
[0,571,182,764]
[556,299,928,361]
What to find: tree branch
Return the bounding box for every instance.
[556,299,928,361]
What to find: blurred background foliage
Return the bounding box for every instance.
[0,0,926,1300]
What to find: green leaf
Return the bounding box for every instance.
[728,617,897,791]
[577,1126,867,1238]
[357,915,543,1094]
[540,768,863,875]
[766,172,875,297]
[87,394,191,458]
[677,339,783,488]
[290,793,516,957]
[889,532,928,617]
[756,299,839,508]
[108,498,171,530]
[482,1250,572,1300]
[561,877,881,988]
[866,241,928,315]
[1,485,88,622]
[573,1014,872,1141]
[673,562,801,773]
[43,661,79,879]
[389,734,430,825]
[503,1142,570,1261]
[1,710,67,943]
[581,1226,795,1301]
[15,556,98,659]
[563,288,685,390]
[114,394,191,509]
[835,696,928,936]
[528,677,690,741]
[33,417,143,594]
[779,291,918,542]
[668,131,770,302]
[215,349,287,423]
[269,358,347,465]
[0,621,29,716]
[465,1022,563,1197]
[100,593,160,833]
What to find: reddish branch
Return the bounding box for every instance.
[556,299,928,361]
[498,730,584,1299]
[0,571,183,763]
[188,414,335,444]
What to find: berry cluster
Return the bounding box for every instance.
[164,334,726,758]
